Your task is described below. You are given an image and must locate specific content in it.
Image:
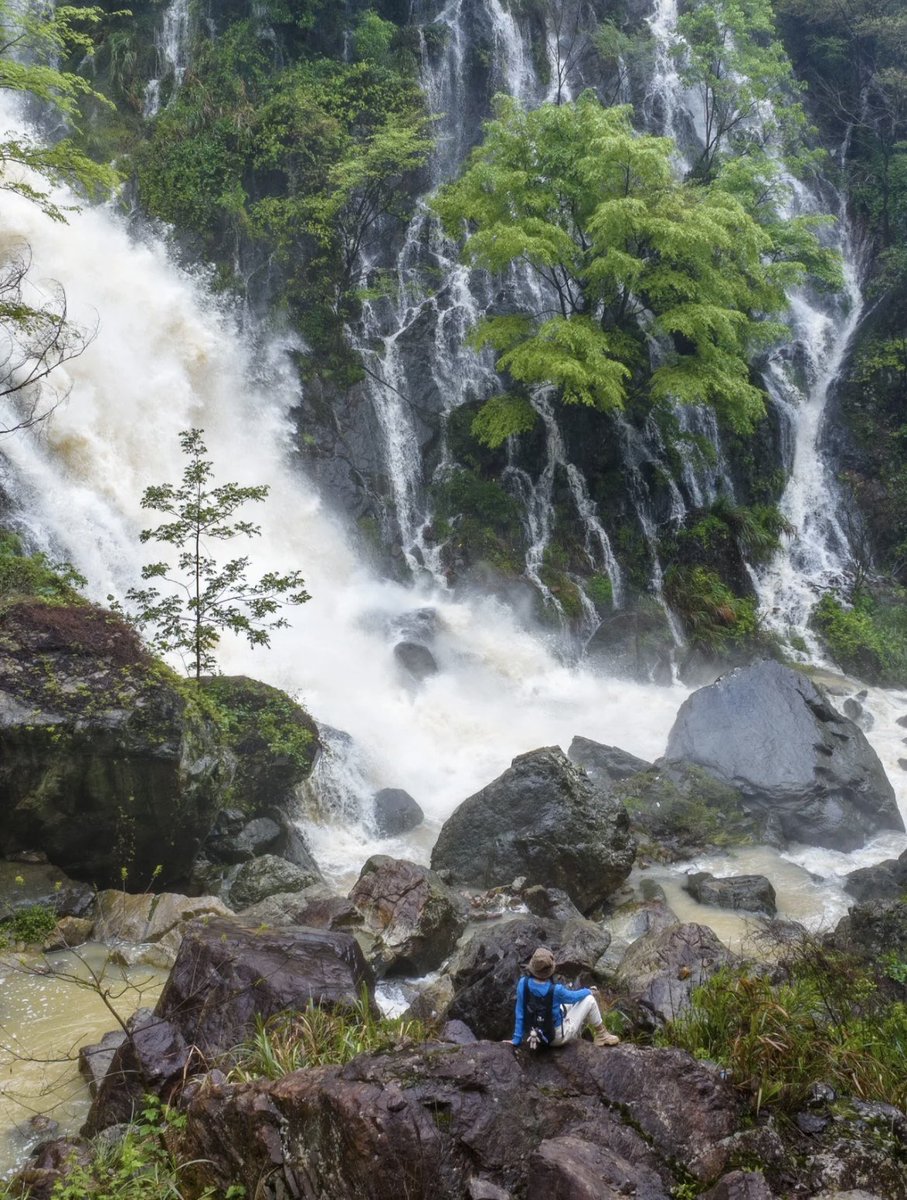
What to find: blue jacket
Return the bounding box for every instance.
[511,976,591,1046]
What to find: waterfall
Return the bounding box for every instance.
[0,85,684,880]
[143,0,191,119]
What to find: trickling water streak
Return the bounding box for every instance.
[144,0,191,119]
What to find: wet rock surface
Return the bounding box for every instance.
[567,737,653,789]
[177,1041,742,1200]
[844,848,907,902]
[0,601,232,887]
[372,787,424,836]
[614,922,738,1026]
[227,852,322,909]
[153,916,374,1058]
[349,855,467,976]
[665,661,902,851]
[431,746,636,911]
[685,872,777,916]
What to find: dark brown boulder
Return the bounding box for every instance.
[177,1041,742,1200]
[154,915,373,1057]
[527,1135,671,1200]
[82,1007,192,1135]
[349,855,467,976]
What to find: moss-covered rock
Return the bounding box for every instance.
[199,675,319,815]
[0,600,233,888]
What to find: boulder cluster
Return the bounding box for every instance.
[2,617,906,1198]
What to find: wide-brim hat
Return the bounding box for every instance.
[527,946,556,979]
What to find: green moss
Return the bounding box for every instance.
[614,764,753,859]
[584,573,614,613]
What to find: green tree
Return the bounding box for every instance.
[0,1,120,434]
[675,0,814,182]
[124,429,310,680]
[434,93,820,447]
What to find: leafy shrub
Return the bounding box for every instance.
[33,1097,244,1200]
[664,565,759,651]
[227,991,429,1080]
[658,940,907,1114]
[0,903,58,948]
[812,591,907,685]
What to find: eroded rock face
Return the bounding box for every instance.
[349,855,467,976]
[154,916,374,1057]
[0,602,232,887]
[615,922,738,1026]
[239,884,360,930]
[177,1041,742,1200]
[665,661,902,851]
[431,747,636,912]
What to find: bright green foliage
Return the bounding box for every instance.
[664,564,759,650]
[134,24,430,372]
[659,942,907,1113]
[686,499,793,566]
[228,990,429,1080]
[675,0,815,181]
[812,591,907,686]
[471,392,538,448]
[0,1,119,219]
[123,429,310,680]
[0,902,57,947]
[434,94,817,445]
[250,57,432,298]
[0,529,86,608]
[35,1096,244,1199]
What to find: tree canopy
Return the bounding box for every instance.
[434,93,827,448]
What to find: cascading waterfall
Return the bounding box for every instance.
[143,0,191,119]
[353,0,625,617]
[0,88,684,883]
[642,0,866,654]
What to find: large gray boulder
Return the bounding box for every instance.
[567,738,653,789]
[844,848,907,902]
[664,661,902,851]
[614,922,738,1026]
[684,873,777,917]
[431,747,636,912]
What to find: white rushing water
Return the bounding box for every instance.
[0,127,685,888]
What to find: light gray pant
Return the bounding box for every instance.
[552,994,603,1045]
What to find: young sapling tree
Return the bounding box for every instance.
[123,428,310,679]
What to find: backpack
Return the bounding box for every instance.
[521,977,556,1050]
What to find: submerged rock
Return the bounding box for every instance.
[665,661,902,851]
[844,849,907,902]
[685,872,777,917]
[431,746,636,912]
[394,640,438,680]
[372,787,424,836]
